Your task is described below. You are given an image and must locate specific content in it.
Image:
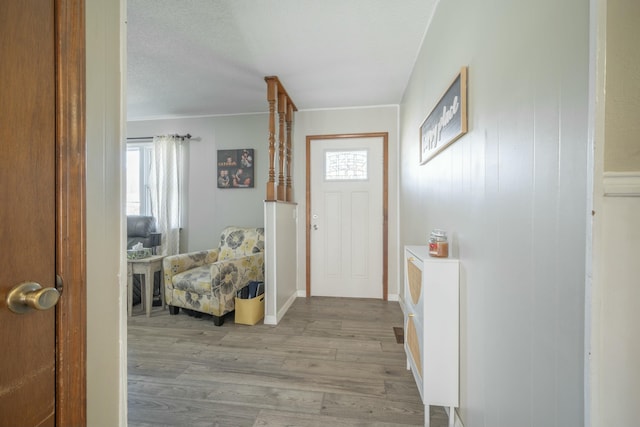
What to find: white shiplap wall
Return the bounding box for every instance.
[399,0,589,426]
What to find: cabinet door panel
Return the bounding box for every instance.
[406,255,423,306]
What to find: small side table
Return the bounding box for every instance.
[127,254,165,317]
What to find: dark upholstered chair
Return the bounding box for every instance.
[127,215,161,250]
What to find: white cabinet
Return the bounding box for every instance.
[404,245,459,427]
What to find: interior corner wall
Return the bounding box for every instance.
[127,114,268,251]
[291,106,399,298]
[398,0,589,426]
[589,1,640,426]
[86,0,123,425]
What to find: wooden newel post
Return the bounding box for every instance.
[277,93,287,201]
[285,103,294,201]
[264,76,297,202]
[265,78,277,200]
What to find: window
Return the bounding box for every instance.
[126,143,153,215]
[325,149,368,181]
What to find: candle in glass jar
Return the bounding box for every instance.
[428,229,449,257]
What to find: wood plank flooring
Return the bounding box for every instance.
[128,297,449,427]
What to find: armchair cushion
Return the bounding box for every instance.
[173,265,214,295]
[218,227,265,260]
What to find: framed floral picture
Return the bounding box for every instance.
[217,149,254,188]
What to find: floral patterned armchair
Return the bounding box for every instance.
[163,226,264,326]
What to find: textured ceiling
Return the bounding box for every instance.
[127,0,436,120]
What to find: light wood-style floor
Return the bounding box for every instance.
[128,297,448,427]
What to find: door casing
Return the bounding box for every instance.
[306,132,388,300]
[55,0,87,424]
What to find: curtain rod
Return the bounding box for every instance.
[127,133,192,141]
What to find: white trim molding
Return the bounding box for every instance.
[602,172,640,197]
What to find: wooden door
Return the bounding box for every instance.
[0,1,86,426]
[306,133,389,300]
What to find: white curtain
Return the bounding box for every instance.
[149,135,183,256]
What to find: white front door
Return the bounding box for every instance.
[309,136,384,298]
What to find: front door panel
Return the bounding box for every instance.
[310,137,384,299]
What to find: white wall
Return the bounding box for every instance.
[603,0,640,172]
[264,201,298,324]
[86,0,124,425]
[128,114,268,251]
[589,1,640,425]
[591,187,640,427]
[399,0,589,426]
[292,106,400,297]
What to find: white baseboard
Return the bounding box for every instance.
[296,290,397,300]
[264,291,299,325]
[263,314,277,325]
[279,291,297,318]
[603,172,640,197]
[398,297,406,315]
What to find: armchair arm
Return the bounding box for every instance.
[163,249,219,289]
[209,252,264,310]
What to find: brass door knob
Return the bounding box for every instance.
[6,282,60,314]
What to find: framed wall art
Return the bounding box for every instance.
[420,67,468,164]
[217,149,254,188]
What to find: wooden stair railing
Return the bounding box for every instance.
[265,76,297,202]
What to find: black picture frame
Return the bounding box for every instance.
[420,67,468,165]
[217,149,254,188]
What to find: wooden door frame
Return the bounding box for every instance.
[55,0,86,425]
[305,132,389,300]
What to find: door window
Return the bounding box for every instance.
[324,149,368,181]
